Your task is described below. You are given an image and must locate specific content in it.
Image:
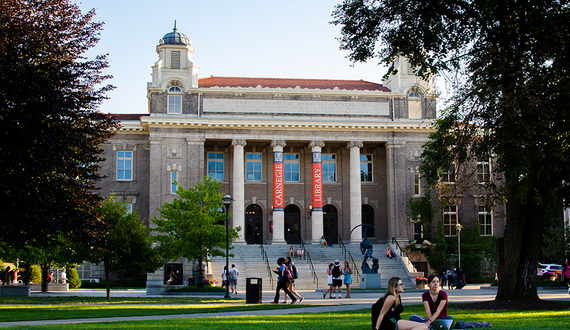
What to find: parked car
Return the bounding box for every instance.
[537,263,562,276]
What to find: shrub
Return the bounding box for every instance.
[67,267,81,289]
[30,265,42,283]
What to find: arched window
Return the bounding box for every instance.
[168,86,182,114]
[408,91,421,119]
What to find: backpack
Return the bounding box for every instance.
[230,268,238,280]
[371,296,385,330]
[332,264,341,278]
[292,264,299,279]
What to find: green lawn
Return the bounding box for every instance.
[1,297,569,329]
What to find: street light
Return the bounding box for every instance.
[456,223,463,269]
[222,193,233,299]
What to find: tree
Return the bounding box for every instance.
[0,1,117,253]
[332,0,570,300]
[153,176,241,285]
[89,197,162,300]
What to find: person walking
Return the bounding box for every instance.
[221,266,228,290]
[331,259,343,299]
[446,267,454,290]
[343,260,353,298]
[372,277,428,330]
[272,257,297,304]
[563,256,570,294]
[283,257,303,303]
[229,264,239,294]
[323,262,334,299]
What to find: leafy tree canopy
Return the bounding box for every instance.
[0,0,117,251]
[332,0,570,300]
[153,176,241,266]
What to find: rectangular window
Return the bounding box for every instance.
[116,151,133,180]
[75,262,91,280]
[171,51,180,69]
[443,205,458,236]
[284,153,300,182]
[477,158,491,182]
[322,154,336,182]
[168,95,182,114]
[442,164,456,183]
[479,205,493,236]
[125,203,133,214]
[207,152,224,181]
[414,172,421,195]
[246,153,262,181]
[360,154,373,182]
[171,171,178,194]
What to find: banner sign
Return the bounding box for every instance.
[273,151,284,211]
[312,151,323,211]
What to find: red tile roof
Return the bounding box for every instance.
[198,76,390,92]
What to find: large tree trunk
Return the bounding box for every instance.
[104,262,111,300]
[494,183,546,300]
[40,264,50,293]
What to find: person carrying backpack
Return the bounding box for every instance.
[229,264,239,294]
[272,257,297,304]
[283,257,303,303]
[331,259,343,298]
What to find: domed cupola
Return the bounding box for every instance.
[160,21,190,45]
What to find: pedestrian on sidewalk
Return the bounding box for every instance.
[331,259,343,298]
[343,260,353,298]
[229,264,239,294]
[272,257,297,304]
[323,263,334,298]
[283,257,303,303]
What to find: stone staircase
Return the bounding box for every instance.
[209,243,410,292]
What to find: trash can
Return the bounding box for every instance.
[246,277,262,303]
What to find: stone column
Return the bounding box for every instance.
[386,141,407,240]
[232,139,247,244]
[309,140,325,244]
[271,140,287,244]
[348,141,363,244]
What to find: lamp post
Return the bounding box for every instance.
[222,193,233,299]
[456,223,463,269]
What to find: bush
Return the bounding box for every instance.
[30,265,41,283]
[67,267,81,289]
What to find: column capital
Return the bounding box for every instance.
[347,141,363,149]
[231,139,247,147]
[270,140,287,148]
[309,140,325,149]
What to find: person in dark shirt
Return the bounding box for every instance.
[372,277,427,330]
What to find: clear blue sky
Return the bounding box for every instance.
[76,0,389,114]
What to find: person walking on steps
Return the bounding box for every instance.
[272,257,297,304]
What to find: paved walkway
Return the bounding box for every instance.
[1,285,569,328]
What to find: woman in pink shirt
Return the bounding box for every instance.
[421,274,454,326]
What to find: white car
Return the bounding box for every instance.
[537,263,562,276]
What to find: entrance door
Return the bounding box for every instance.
[245,204,263,244]
[362,204,376,240]
[284,205,301,244]
[164,263,183,285]
[323,205,338,244]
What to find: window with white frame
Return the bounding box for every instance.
[207,152,224,181]
[171,170,178,194]
[443,205,458,236]
[408,91,421,119]
[322,153,336,182]
[360,154,373,182]
[479,205,493,236]
[116,151,133,180]
[168,86,182,114]
[284,153,300,182]
[442,164,456,183]
[246,153,262,181]
[125,203,133,214]
[414,172,421,195]
[477,158,491,182]
[75,262,92,280]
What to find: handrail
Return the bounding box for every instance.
[299,237,318,289]
[391,237,416,270]
[336,234,361,282]
[260,243,274,290]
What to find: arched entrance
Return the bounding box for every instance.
[245,204,262,244]
[323,205,338,244]
[362,204,376,240]
[284,204,301,244]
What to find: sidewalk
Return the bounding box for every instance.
[1,285,569,328]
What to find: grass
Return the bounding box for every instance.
[1,297,569,329]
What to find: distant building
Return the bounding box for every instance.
[91,25,501,285]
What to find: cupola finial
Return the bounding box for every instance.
[173,20,177,31]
